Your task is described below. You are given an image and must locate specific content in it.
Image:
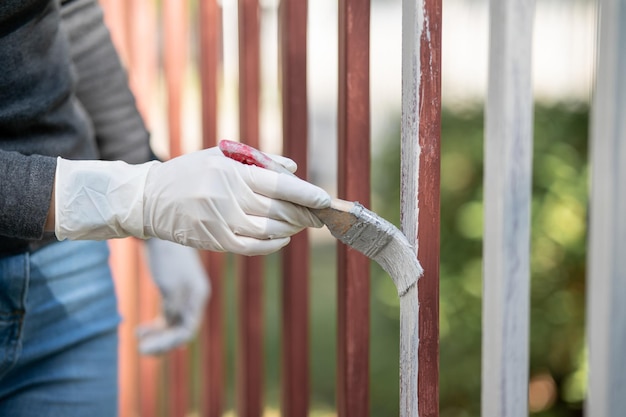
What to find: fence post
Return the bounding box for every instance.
[400,0,442,415]
[124,1,161,415]
[163,0,192,415]
[279,0,311,415]
[237,1,264,416]
[199,1,225,416]
[99,3,141,417]
[481,0,535,416]
[586,0,626,415]
[337,0,371,415]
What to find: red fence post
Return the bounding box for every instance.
[416,0,441,414]
[237,0,264,416]
[163,0,190,415]
[109,240,140,417]
[99,3,140,417]
[337,0,371,416]
[121,1,162,415]
[199,1,225,416]
[199,0,224,415]
[163,0,188,161]
[279,0,310,415]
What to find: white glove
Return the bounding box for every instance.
[55,147,330,255]
[137,238,210,355]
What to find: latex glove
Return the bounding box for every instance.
[55,147,330,255]
[137,238,210,355]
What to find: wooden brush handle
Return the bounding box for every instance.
[218,140,292,175]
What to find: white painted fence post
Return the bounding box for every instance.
[481,0,535,415]
[401,0,441,415]
[586,0,626,415]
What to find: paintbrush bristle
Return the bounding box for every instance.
[318,202,423,296]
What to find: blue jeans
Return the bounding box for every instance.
[0,240,120,416]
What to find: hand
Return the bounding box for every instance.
[142,149,329,254]
[137,238,210,355]
[54,146,331,255]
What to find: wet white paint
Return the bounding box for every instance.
[333,203,423,296]
[399,285,419,417]
[400,0,427,415]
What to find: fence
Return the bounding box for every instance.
[96,0,619,416]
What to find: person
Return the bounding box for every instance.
[0,0,331,415]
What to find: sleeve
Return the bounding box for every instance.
[0,1,70,240]
[0,150,56,239]
[59,0,157,164]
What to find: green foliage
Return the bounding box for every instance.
[368,103,588,416]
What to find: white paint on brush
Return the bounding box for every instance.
[338,203,423,296]
[482,0,534,416]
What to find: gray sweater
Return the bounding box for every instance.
[0,0,154,255]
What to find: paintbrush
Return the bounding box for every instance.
[218,139,423,296]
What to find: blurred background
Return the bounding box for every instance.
[107,0,595,415]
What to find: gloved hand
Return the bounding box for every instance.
[137,238,210,355]
[54,146,330,255]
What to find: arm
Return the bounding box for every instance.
[0,0,91,240]
[0,150,56,239]
[54,149,331,256]
[55,0,331,255]
[59,0,154,164]
[39,0,154,234]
